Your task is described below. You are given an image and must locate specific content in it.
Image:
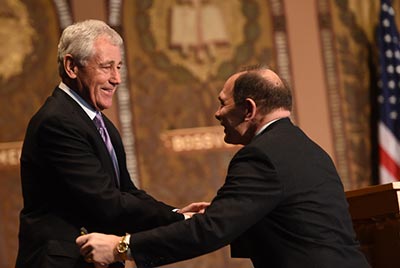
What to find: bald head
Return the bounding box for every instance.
[231,66,292,115]
[258,69,284,87]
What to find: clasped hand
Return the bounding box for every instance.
[178,201,210,219]
[76,201,210,266]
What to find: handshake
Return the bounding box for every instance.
[76,202,210,267]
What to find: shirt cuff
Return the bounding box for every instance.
[172,208,190,219]
[125,234,133,260]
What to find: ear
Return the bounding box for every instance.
[64,54,78,79]
[244,98,257,121]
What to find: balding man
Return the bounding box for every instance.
[77,66,371,268]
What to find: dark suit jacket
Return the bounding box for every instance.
[15,87,183,268]
[130,118,370,268]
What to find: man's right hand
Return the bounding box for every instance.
[178,201,210,218]
[76,233,123,265]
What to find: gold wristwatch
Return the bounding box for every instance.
[116,233,130,260]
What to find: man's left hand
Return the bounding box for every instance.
[76,233,121,265]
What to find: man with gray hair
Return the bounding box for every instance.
[15,19,204,268]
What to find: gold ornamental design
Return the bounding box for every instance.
[0,0,36,82]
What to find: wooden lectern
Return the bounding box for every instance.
[346,182,400,268]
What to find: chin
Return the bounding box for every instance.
[99,102,113,110]
[224,137,237,145]
[225,134,248,145]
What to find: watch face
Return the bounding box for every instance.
[117,242,128,253]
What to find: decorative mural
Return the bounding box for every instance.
[0,0,61,267]
[120,0,286,267]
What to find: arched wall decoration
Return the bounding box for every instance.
[108,0,140,186]
[52,0,73,29]
[269,0,291,83]
[269,0,296,121]
[316,0,379,190]
[317,0,350,188]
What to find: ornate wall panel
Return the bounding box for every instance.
[0,0,292,267]
[0,0,61,267]
[317,0,385,190]
[121,0,288,267]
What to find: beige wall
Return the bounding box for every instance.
[284,0,334,159]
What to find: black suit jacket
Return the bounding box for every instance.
[15,87,183,268]
[130,118,370,268]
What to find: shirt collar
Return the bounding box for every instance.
[255,117,286,136]
[58,82,97,120]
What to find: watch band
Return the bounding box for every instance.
[117,233,130,261]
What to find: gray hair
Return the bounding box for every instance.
[57,19,123,78]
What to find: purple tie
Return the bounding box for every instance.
[93,112,120,187]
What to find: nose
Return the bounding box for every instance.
[110,67,121,85]
[214,109,221,121]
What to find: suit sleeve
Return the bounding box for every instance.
[130,145,284,268]
[35,114,182,234]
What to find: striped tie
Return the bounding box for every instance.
[93,112,120,187]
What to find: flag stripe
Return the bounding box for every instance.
[378,0,400,183]
[379,146,400,178]
[379,165,397,184]
[378,122,400,165]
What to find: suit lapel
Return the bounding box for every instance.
[53,87,120,188]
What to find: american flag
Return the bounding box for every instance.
[378,0,400,183]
